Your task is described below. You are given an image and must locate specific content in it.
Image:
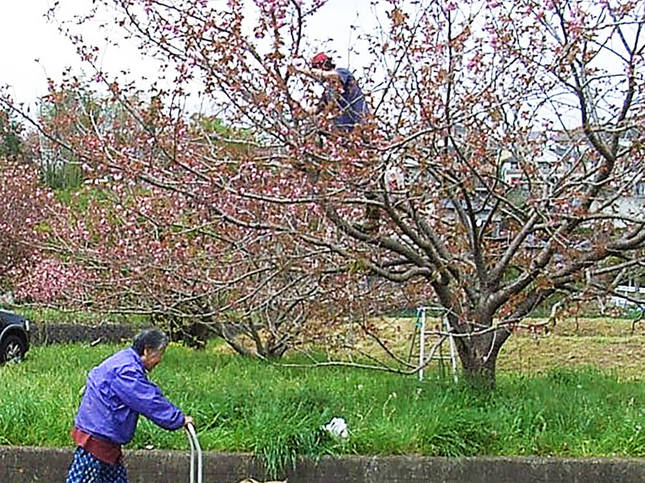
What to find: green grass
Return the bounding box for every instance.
[2,342,645,477]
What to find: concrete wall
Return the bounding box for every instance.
[29,322,137,346]
[2,446,645,482]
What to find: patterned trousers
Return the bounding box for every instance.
[65,446,128,483]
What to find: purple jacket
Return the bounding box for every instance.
[321,68,367,129]
[74,347,185,444]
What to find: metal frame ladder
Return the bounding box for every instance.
[409,306,458,383]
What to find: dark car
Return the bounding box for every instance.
[0,310,31,363]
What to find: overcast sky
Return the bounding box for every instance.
[0,0,375,108]
[1,1,71,105]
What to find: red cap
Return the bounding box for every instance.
[311,52,330,69]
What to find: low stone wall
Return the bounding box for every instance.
[2,446,645,482]
[28,322,137,346]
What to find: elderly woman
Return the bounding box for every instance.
[65,328,193,483]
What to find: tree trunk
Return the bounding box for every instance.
[454,328,508,390]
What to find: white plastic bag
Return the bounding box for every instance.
[322,417,349,439]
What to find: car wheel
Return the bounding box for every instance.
[0,335,26,363]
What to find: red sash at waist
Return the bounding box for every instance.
[71,426,122,464]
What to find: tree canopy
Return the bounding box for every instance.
[3,0,644,388]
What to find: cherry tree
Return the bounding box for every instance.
[16,86,339,354]
[0,158,59,299]
[8,0,645,387]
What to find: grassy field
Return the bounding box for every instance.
[353,316,645,379]
[2,316,645,477]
